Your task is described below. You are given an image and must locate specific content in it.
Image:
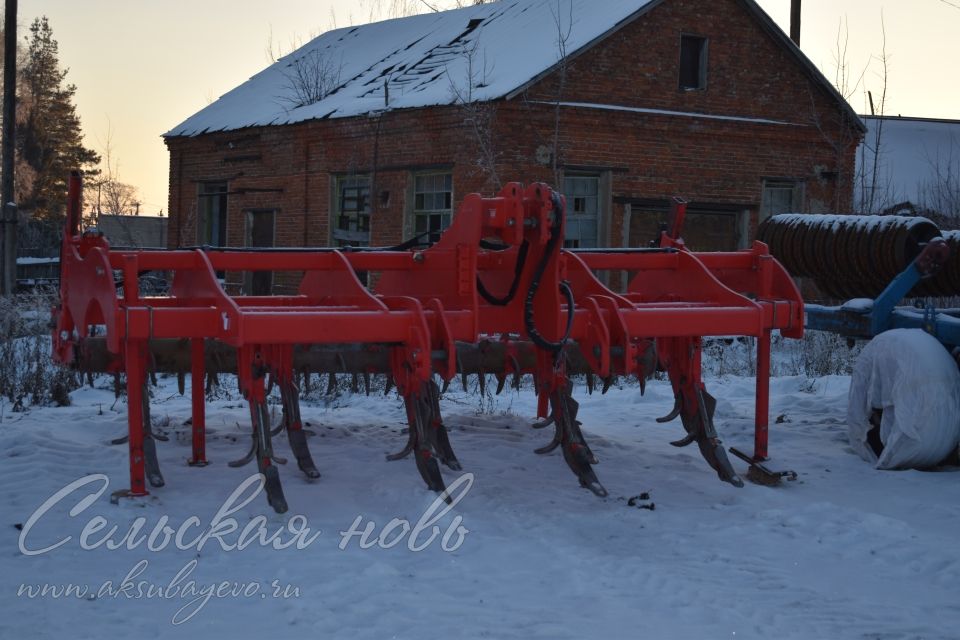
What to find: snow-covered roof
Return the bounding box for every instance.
[857,116,960,208]
[166,0,667,137]
[166,0,862,138]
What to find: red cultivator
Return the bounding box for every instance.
[53,172,803,512]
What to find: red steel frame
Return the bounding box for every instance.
[53,172,802,508]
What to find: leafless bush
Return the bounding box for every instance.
[702,331,861,379]
[0,291,80,413]
[278,49,343,110]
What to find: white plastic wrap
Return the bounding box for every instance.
[847,328,960,469]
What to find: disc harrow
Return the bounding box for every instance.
[54,172,803,512]
[757,213,947,299]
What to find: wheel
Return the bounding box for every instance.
[847,329,960,469]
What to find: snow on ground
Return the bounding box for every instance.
[2,370,959,640]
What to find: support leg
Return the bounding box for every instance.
[754,330,771,461]
[125,340,148,497]
[189,338,208,466]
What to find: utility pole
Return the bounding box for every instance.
[789,0,802,46]
[1,0,17,295]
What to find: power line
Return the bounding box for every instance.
[937,0,960,11]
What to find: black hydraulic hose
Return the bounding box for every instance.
[477,240,530,306]
[524,191,575,354]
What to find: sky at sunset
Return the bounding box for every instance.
[16,0,960,217]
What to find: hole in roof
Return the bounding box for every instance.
[447,17,485,46]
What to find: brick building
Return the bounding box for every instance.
[165,0,864,293]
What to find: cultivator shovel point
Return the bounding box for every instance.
[537,382,607,497]
[54,172,803,512]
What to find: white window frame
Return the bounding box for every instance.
[412,171,453,242]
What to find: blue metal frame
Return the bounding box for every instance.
[806,262,960,349]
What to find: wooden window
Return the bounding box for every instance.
[197,181,227,246]
[244,209,275,295]
[333,175,371,247]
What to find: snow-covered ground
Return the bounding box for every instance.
[2,371,959,640]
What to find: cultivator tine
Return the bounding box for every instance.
[508,355,522,391]
[351,373,360,394]
[228,439,257,468]
[533,424,561,454]
[671,388,743,488]
[141,383,165,488]
[177,372,186,396]
[539,386,607,497]
[392,382,461,500]
[301,370,311,394]
[441,377,451,394]
[477,373,486,395]
[669,432,697,448]
[586,372,595,395]
[601,376,614,394]
[426,380,461,471]
[408,391,448,497]
[460,370,468,392]
[384,375,395,396]
[495,372,507,395]
[228,398,289,512]
[326,372,337,396]
[281,379,320,479]
[266,372,275,396]
[253,401,288,513]
[386,429,415,461]
[363,372,371,396]
[656,394,682,423]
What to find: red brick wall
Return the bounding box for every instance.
[164,0,860,291]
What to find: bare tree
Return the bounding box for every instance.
[90,123,141,218]
[858,15,891,214]
[547,0,573,188]
[361,0,488,21]
[807,14,891,213]
[918,139,960,229]
[447,40,501,189]
[517,0,574,190]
